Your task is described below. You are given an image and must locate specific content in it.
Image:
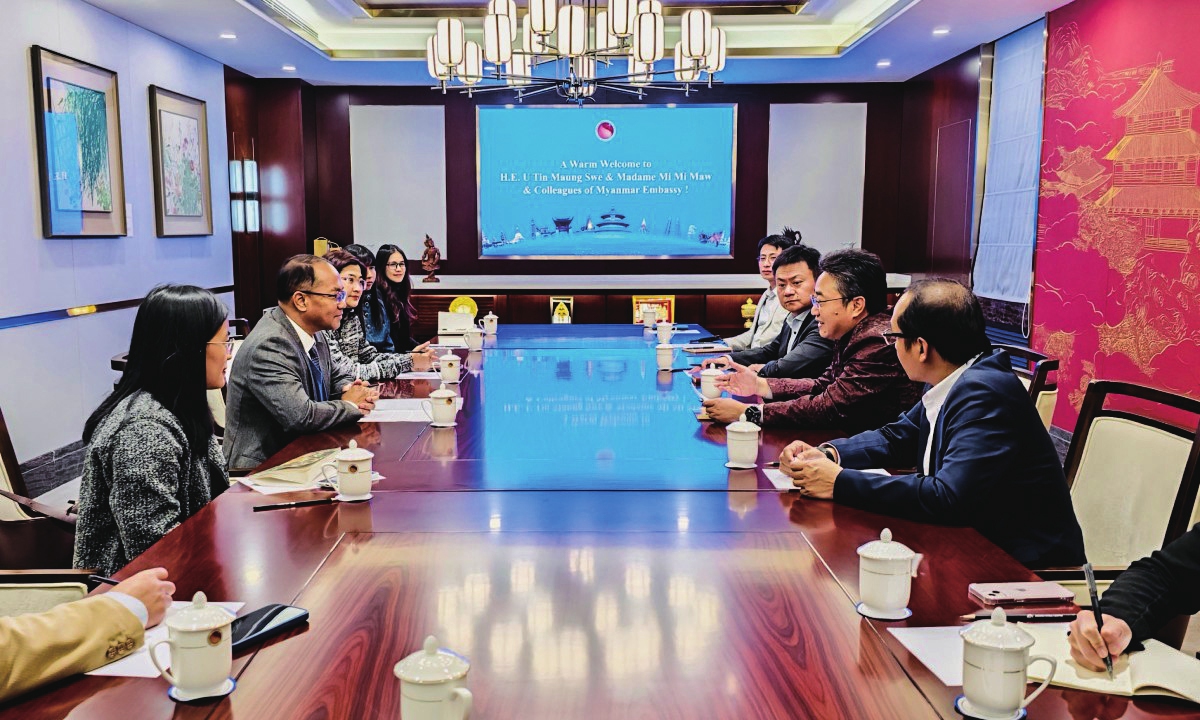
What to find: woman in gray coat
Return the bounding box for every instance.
[73,286,232,576]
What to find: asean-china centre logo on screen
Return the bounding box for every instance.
[596,120,615,141]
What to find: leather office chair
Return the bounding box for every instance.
[993,344,1059,431]
[1038,380,1200,647]
[0,406,80,570]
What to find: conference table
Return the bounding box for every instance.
[4,325,1198,719]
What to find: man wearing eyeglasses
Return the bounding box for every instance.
[704,249,921,433]
[777,279,1085,568]
[722,230,800,351]
[223,254,378,470]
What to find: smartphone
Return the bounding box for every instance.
[967,581,1074,606]
[230,604,310,653]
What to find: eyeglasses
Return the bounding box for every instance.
[207,340,235,353]
[385,262,406,270]
[810,295,847,307]
[301,289,347,303]
[882,331,915,346]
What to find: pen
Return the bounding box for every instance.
[253,497,337,513]
[764,461,781,468]
[959,611,1077,622]
[1084,562,1115,680]
[89,575,120,587]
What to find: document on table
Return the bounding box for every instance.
[393,371,442,380]
[88,601,245,678]
[359,397,464,423]
[237,472,384,495]
[888,626,966,686]
[764,467,889,491]
[431,337,467,348]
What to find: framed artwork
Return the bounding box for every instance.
[550,296,574,324]
[30,46,126,237]
[149,85,212,236]
[632,296,675,324]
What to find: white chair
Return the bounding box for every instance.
[1038,380,1200,647]
[994,344,1059,431]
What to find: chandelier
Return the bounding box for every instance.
[425,0,727,104]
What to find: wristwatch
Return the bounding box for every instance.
[818,444,838,463]
[744,404,763,425]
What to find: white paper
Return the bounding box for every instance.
[764,468,795,491]
[431,338,467,348]
[360,397,463,423]
[237,472,384,495]
[671,329,702,335]
[88,602,245,678]
[393,371,442,380]
[888,626,965,686]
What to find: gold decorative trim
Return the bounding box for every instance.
[355,2,808,18]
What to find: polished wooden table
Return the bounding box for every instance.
[5,325,1198,719]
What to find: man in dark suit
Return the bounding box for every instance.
[707,244,834,379]
[224,255,377,470]
[779,279,1086,568]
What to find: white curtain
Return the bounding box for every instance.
[974,19,1046,305]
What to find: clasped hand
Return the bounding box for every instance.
[779,440,839,499]
[410,341,435,371]
[342,379,379,411]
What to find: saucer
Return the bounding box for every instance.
[430,421,457,428]
[335,492,372,503]
[855,602,912,621]
[167,677,235,703]
[725,461,756,469]
[954,695,1025,720]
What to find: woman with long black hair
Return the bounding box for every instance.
[374,244,420,352]
[73,285,231,576]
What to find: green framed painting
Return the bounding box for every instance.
[149,85,212,237]
[30,46,126,237]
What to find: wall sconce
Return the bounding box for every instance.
[229,136,260,233]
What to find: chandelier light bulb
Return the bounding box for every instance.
[435,18,465,67]
[523,14,548,55]
[680,9,712,59]
[628,55,652,85]
[632,9,664,63]
[558,5,587,57]
[673,41,700,82]
[529,0,557,36]
[704,26,726,73]
[596,10,619,53]
[458,40,483,85]
[484,14,514,64]
[487,0,518,38]
[507,51,532,86]
[609,0,637,38]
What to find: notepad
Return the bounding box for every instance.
[682,343,731,354]
[1023,622,1200,703]
[245,448,338,487]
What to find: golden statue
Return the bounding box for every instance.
[741,298,758,329]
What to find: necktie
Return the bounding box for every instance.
[307,345,328,402]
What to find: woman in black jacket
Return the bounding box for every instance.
[374,243,419,352]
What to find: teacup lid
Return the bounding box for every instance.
[338,439,373,462]
[430,387,457,398]
[440,351,458,361]
[700,368,723,377]
[856,528,915,561]
[656,343,673,349]
[394,636,470,684]
[484,311,498,319]
[727,418,760,434]
[165,591,234,632]
[960,607,1035,650]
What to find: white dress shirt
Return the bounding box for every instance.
[921,354,982,475]
[106,592,149,627]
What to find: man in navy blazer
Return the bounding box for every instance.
[779,279,1085,568]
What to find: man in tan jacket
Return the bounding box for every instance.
[1,567,174,702]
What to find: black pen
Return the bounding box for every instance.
[253,497,337,513]
[765,461,781,468]
[89,575,120,587]
[1084,562,1115,680]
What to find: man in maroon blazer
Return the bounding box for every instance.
[703,249,922,434]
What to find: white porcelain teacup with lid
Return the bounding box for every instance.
[856,528,922,620]
[699,368,723,400]
[320,439,373,501]
[422,387,459,427]
[478,312,499,335]
[725,416,760,468]
[394,635,473,720]
[438,352,461,384]
[958,608,1057,720]
[464,328,484,351]
[151,591,236,702]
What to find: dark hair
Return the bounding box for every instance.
[817,248,887,315]
[772,243,821,275]
[323,249,367,319]
[343,244,376,269]
[757,227,800,254]
[897,279,991,365]
[375,244,417,325]
[84,285,228,452]
[276,254,333,303]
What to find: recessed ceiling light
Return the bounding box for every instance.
[504,103,514,109]
[876,59,892,68]
[932,27,951,36]
[219,32,237,40]
[282,64,296,72]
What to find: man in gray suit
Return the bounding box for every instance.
[705,244,834,379]
[224,255,377,470]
